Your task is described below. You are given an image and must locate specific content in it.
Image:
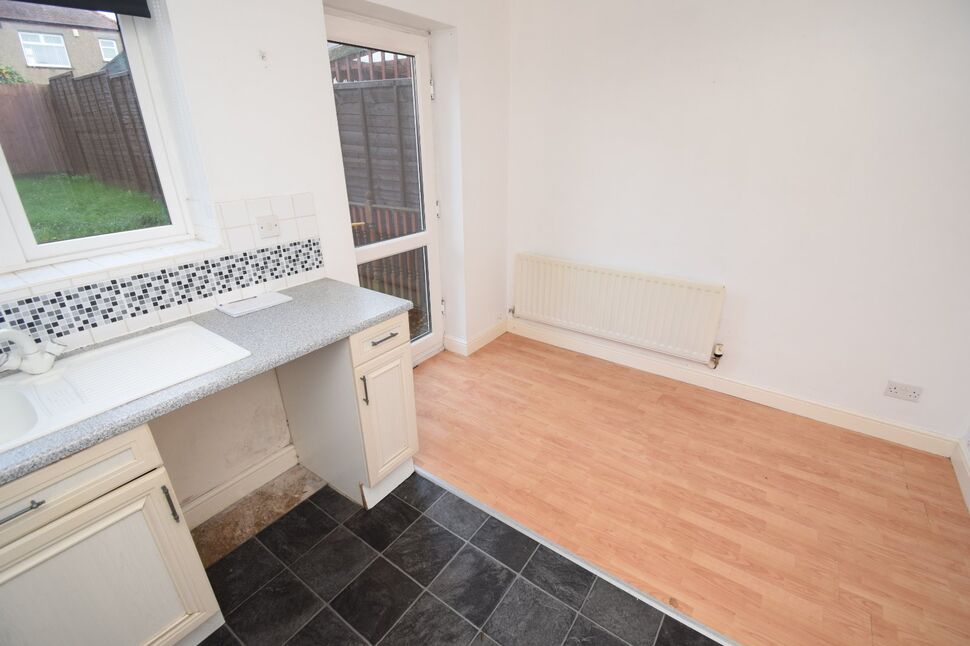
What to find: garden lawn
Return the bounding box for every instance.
[14,173,169,244]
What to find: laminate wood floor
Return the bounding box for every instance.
[413,333,970,646]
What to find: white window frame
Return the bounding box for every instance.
[18,31,72,69]
[0,16,194,269]
[98,37,120,62]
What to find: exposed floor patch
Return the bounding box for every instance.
[191,464,325,567]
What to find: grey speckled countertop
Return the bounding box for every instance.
[0,278,411,486]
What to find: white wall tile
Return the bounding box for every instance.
[58,329,94,352]
[158,303,190,324]
[126,311,161,333]
[246,197,272,219]
[296,215,319,239]
[271,195,295,220]
[279,219,300,243]
[188,296,216,315]
[226,226,256,253]
[90,320,129,344]
[0,273,27,294]
[292,192,315,217]
[15,265,66,285]
[53,259,102,279]
[219,200,249,228]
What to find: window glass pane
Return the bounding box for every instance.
[20,33,69,67]
[99,39,119,62]
[328,42,425,248]
[358,247,430,341]
[1,13,171,244]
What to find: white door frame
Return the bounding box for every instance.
[325,14,444,364]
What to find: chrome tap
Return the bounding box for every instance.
[0,328,66,375]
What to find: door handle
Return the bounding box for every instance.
[161,486,180,523]
[360,375,370,405]
[371,331,399,347]
[0,499,45,526]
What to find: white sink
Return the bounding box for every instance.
[0,322,250,453]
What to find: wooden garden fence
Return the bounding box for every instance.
[0,69,161,197]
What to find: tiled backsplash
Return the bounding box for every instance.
[1,237,322,354]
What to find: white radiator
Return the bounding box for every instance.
[513,254,725,364]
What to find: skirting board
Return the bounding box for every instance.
[176,611,224,646]
[444,319,508,357]
[507,317,956,457]
[182,444,298,528]
[952,442,970,513]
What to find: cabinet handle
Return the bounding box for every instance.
[161,485,180,523]
[370,331,399,347]
[0,499,45,526]
[360,375,370,405]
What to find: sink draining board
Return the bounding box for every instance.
[0,322,250,453]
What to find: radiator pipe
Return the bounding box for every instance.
[708,344,725,370]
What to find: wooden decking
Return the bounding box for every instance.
[413,333,970,646]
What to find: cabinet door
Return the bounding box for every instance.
[0,468,218,646]
[355,343,419,486]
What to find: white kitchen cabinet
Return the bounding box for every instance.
[355,342,419,484]
[278,312,419,507]
[0,465,218,646]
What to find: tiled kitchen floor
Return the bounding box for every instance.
[201,473,721,646]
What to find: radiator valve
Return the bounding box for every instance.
[708,343,725,370]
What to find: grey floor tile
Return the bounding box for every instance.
[473,633,501,645]
[470,517,538,572]
[291,525,378,600]
[384,516,464,585]
[226,570,323,646]
[563,615,627,646]
[392,472,446,510]
[256,500,337,564]
[205,538,283,614]
[429,545,516,627]
[345,493,422,550]
[199,624,240,646]
[288,607,367,646]
[427,492,489,539]
[378,592,478,646]
[581,579,664,646]
[309,485,362,523]
[522,545,595,609]
[330,557,422,644]
[483,578,575,646]
[654,616,720,646]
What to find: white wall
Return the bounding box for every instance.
[150,371,290,505]
[507,0,970,437]
[165,0,358,284]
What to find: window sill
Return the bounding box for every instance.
[0,239,225,301]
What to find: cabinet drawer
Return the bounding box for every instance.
[350,313,409,367]
[0,425,162,547]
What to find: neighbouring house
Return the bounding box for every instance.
[0,0,121,84]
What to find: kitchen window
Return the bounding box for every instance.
[98,38,120,62]
[0,9,190,268]
[18,32,71,69]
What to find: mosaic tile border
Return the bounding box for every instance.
[0,237,322,352]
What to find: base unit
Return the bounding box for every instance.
[0,467,218,646]
[277,313,419,507]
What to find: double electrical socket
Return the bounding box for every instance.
[884,380,923,403]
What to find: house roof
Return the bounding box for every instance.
[0,1,118,31]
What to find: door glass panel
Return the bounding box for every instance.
[358,247,430,341]
[328,42,424,247]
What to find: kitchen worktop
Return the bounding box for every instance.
[0,279,412,486]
